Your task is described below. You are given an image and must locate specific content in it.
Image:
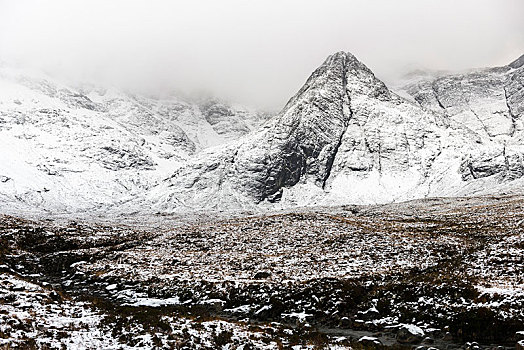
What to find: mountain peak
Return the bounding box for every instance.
[325,51,357,62]
[321,51,365,71]
[316,51,384,88]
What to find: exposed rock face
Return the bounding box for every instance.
[398,54,524,188]
[506,66,524,124]
[402,67,515,138]
[160,52,354,205]
[324,55,450,203]
[237,52,353,200]
[199,98,256,140]
[160,52,500,208]
[158,52,524,210]
[400,57,524,140]
[459,145,524,181]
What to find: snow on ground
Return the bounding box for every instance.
[0,272,334,349]
[1,196,523,348]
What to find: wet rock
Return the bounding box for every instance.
[49,291,61,302]
[357,306,380,321]
[253,305,273,319]
[422,336,434,344]
[396,324,425,344]
[358,336,382,348]
[339,316,351,328]
[442,332,454,341]
[465,341,481,350]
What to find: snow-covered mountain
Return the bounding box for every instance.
[1,52,523,214]
[152,52,524,211]
[399,54,524,140]
[0,66,268,213]
[397,54,524,182]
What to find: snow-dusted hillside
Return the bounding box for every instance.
[0,66,268,214]
[153,52,524,211]
[1,52,524,214]
[398,54,524,140]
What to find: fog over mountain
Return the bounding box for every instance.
[1,0,523,109]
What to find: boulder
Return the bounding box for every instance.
[396,324,425,344]
[358,336,382,348]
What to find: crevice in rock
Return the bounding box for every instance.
[321,56,354,189]
[502,143,510,171]
[377,143,383,175]
[503,86,517,137]
[431,82,447,113]
[468,107,493,138]
[467,160,477,180]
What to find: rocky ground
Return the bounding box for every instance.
[1,195,523,349]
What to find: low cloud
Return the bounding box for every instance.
[1,0,523,109]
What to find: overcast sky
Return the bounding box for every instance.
[1,0,523,109]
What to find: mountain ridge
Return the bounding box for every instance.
[1,51,524,214]
[152,51,524,211]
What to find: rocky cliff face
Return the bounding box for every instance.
[398,54,524,187]
[155,52,524,211]
[154,52,352,208]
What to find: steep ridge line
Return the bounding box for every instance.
[321,54,354,189]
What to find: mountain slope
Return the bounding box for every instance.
[154,52,524,211]
[0,66,267,213]
[399,56,524,140]
[396,54,524,182]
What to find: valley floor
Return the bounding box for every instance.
[1,196,523,349]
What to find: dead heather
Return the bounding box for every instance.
[0,195,523,348]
